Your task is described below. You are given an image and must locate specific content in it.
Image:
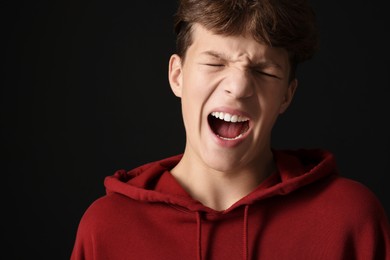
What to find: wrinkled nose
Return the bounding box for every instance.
[223,68,254,99]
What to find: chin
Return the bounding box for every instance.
[202,151,246,173]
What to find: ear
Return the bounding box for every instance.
[279,79,298,114]
[168,54,183,98]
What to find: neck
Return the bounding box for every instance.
[171,150,276,211]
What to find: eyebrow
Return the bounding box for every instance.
[201,51,230,60]
[200,50,283,69]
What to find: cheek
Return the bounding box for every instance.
[255,83,282,102]
[180,84,201,125]
[181,72,216,109]
[180,74,217,132]
[255,84,288,117]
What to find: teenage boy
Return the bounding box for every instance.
[71,0,390,259]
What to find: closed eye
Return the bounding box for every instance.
[204,64,224,67]
[255,70,281,79]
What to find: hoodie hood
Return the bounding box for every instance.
[104,148,338,214]
[73,149,390,260]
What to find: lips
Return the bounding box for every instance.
[208,111,250,140]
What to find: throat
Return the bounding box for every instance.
[170,150,276,211]
[209,117,249,139]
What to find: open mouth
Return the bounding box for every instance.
[208,112,250,140]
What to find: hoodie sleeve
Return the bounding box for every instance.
[356,212,390,260]
[346,184,390,260]
[70,207,96,260]
[70,196,112,260]
[353,201,390,260]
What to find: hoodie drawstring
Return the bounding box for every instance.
[243,205,249,260]
[196,211,202,260]
[195,206,249,260]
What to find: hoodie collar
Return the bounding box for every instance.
[104,149,338,213]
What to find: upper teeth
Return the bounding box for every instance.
[211,112,249,123]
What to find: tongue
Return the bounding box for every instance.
[213,120,246,138]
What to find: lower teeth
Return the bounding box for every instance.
[217,134,243,140]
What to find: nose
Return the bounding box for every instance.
[223,68,254,99]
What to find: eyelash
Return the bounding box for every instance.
[255,70,279,79]
[205,63,224,67]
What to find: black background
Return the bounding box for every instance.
[2,1,390,259]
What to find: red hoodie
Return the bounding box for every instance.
[71,149,390,259]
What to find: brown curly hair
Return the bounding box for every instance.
[173,0,319,80]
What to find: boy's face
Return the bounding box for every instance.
[169,24,297,173]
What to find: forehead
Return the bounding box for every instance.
[188,23,290,69]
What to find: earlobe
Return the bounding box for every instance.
[168,54,183,98]
[279,79,298,114]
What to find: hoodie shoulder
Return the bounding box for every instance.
[326,177,389,222]
[273,148,388,222]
